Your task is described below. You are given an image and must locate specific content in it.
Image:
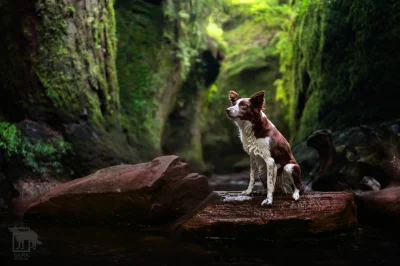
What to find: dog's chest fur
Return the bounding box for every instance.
[235,120,271,159]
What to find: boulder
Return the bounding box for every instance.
[293,119,400,192]
[174,191,357,240]
[355,187,400,223]
[23,156,210,226]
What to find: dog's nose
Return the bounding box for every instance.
[225,108,230,114]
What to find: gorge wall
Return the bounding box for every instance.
[0,0,222,197]
[284,0,400,144]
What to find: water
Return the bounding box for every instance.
[1,178,400,266]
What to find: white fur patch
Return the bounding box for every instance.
[292,188,300,201]
[283,164,294,175]
[227,99,243,118]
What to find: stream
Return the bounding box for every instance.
[1,173,400,266]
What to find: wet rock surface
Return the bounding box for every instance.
[23,156,210,226]
[175,191,357,240]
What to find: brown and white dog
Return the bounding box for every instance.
[226,90,305,206]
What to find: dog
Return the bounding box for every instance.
[226,90,305,206]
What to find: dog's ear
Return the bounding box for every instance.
[250,91,265,109]
[229,91,241,105]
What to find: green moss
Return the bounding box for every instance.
[0,122,21,156]
[275,0,400,144]
[0,121,71,174]
[116,1,166,152]
[205,13,284,132]
[34,1,70,107]
[116,0,224,157]
[16,0,119,129]
[67,5,75,15]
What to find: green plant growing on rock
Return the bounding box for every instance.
[0,122,71,174]
[0,122,21,157]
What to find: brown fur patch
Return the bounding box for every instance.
[229,91,241,105]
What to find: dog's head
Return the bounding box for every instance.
[225,90,265,121]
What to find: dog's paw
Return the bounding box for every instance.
[261,198,273,206]
[241,189,252,196]
[292,188,300,201]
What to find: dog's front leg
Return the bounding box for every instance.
[261,158,277,206]
[242,155,257,196]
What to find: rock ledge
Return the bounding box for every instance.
[174,191,358,239]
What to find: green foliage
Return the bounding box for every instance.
[274,0,400,144]
[0,122,71,174]
[206,18,228,51]
[0,122,20,156]
[163,0,230,79]
[116,1,166,151]
[67,5,75,15]
[116,0,230,156]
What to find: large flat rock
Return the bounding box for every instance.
[174,191,358,239]
[23,156,210,226]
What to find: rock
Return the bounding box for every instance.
[23,156,210,226]
[359,176,381,191]
[355,187,400,223]
[174,191,358,240]
[306,129,336,178]
[294,119,400,193]
[12,176,67,199]
[0,172,19,208]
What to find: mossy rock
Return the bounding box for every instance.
[285,0,400,144]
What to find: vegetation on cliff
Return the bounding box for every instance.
[0,0,399,185]
[116,0,227,170]
[0,0,123,179]
[0,121,70,175]
[275,0,400,143]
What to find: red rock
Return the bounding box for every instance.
[23,156,210,226]
[174,191,358,239]
[355,187,400,221]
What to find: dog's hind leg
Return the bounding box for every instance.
[261,158,277,206]
[283,164,303,201]
[242,155,257,195]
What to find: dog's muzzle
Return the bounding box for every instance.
[225,108,234,119]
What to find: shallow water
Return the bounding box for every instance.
[1,181,400,266]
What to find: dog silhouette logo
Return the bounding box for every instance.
[9,226,42,252]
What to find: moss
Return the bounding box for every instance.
[222,19,277,77]
[116,1,167,153]
[0,122,21,156]
[115,0,221,159]
[34,1,70,107]
[67,5,75,15]
[0,0,125,178]
[284,0,400,144]
[0,121,71,174]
